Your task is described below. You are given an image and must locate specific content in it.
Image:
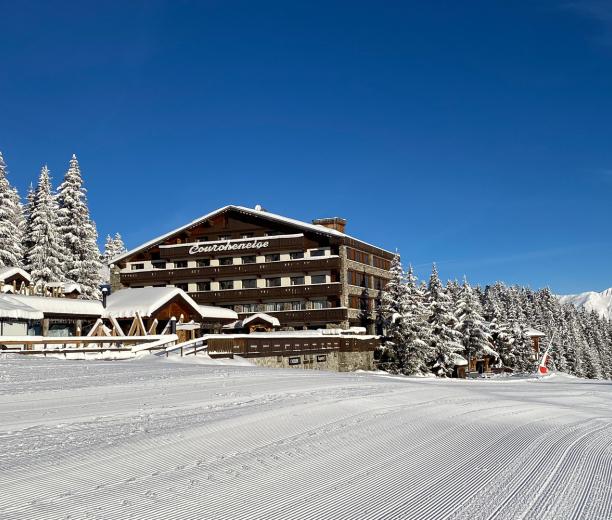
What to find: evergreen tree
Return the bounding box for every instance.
[426,264,462,377]
[24,166,66,284]
[401,265,432,375]
[56,154,102,299]
[455,278,493,370]
[0,152,24,267]
[381,255,409,372]
[102,232,127,264]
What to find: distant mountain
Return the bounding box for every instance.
[559,288,612,320]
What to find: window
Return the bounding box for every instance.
[175,283,189,291]
[311,275,326,284]
[218,235,231,241]
[311,300,326,309]
[219,280,234,290]
[349,295,361,309]
[152,261,166,269]
[174,260,188,268]
[265,254,280,263]
[242,279,257,289]
[241,233,254,239]
[290,251,304,260]
[197,259,210,267]
[347,270,370,288]
[219,257,233,266]
[291,301,305,310]
[197,281,211,291]
[373,276,387,291]
[266,277,281,288]
[238,303,256,313]
[265,302,284,312]
[131,263,144,270]
[310,249,325,257]
[348,248,371,265]
[289,357,301,365]
[373,256,391,270]
[242,255,257,264]
[291,276,305,286]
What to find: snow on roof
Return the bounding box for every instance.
[450,353,468,367]
[45,282,82,294]
[104,287,202,319]
[242,313,281,327]
[524,327,546,337]
[0,267,32,283]
[0,294,44,320]
[112,205,394,264]
[199,305,238,321]
[1,294,103,317]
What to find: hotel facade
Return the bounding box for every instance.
[111,205,395,332]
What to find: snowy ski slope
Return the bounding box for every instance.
[0,355,611,519]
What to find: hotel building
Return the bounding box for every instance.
[111,205,394,331]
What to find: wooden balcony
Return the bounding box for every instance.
[237,307,349,324]
[120,257,341,285]
[189,283,342,304]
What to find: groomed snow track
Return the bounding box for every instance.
[0,357,610,519]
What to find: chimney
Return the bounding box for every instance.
[312,217,347,233]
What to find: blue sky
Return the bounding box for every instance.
[1,1,610,294]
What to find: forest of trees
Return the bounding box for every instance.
[381,256,612,380]
[0,152,124,299]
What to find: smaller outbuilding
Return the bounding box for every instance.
[223,312,281,334]
[0,267,32,294]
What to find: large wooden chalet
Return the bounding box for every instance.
[110,205,395,332]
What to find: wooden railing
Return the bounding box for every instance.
[120,257,341,284]
[0,335,178,354]
[190,283,342,303]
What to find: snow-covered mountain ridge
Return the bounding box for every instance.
[559,287,612,320]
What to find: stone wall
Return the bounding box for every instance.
[248,350,374,372]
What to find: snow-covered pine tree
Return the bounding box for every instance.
[381,255,409,372]
[455,278,493,370]
[511,322,535,373]
[111,232,126,259]
[401,265,432,375]
[56,154,102,299]
[25,166,66,285]
[101,232,127,264]
[426,264,462,377]
[0,152,25,268]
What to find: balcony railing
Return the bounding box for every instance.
[237,307,349,324]
[189,282,342,303]
[120,257,341,284]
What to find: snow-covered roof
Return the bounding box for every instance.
[112,205,393,264]
[524,327,546,337]
[450,353,468,367]
[103,287,203,319]
[199,305,238,321]
[45,282,82,294]
[0,294,103,317]
[0,294,44,320]
[242,313,281,327]
[0,267,31,283]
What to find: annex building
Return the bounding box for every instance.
[110,205,394,332]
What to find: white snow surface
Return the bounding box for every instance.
[0,357,611,519]
[559,287,612,320]
[104,287,204,319]
[0,293,103,317]
[0,294,43,320]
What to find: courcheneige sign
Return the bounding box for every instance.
[188,239,271,255]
